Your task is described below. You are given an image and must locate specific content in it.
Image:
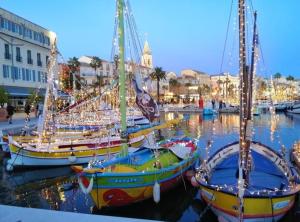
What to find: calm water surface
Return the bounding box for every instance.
[1,113,300,222]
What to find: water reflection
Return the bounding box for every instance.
[0,113,300,221]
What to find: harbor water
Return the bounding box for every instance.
[1,113,300,221]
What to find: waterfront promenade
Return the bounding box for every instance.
[0,205,157,222]
[0,112,38,135]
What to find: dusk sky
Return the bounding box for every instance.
[2,0,300,78]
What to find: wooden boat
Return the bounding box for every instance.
[73,136,198,208]
[192,3,300,221]
[73,0,200,209]
[194,141,300,222]
[6,134,144,169]
[6,42,146,171]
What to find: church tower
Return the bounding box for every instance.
[141,40,153,68]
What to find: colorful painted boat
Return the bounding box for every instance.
[73,137,199,208]
[6,134,144,169]
[194,141,300,222]
[191,2,300,221]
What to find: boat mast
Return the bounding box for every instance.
[118,0,128,157]
[38,40,58,141]
[248,11,258,118]
[238,0,248,220]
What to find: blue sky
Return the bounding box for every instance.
[1,0,300,78]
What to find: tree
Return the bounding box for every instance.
[286,75,295,81]
[216,79,223,96]
[150,67,166,104]
[28,89,43,105]
[0,86,9,107]
[274,72,281,80]
[67,57,80,90]
[224,77,231,97]
[90,56,103,93]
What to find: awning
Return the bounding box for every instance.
[2,86,46,97]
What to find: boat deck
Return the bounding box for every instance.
[209,150,288,191]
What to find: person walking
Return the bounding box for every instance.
[24,102,31,121]
[6,103,15,124]
[211,98,216,109]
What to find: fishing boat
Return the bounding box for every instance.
[192,2,300,221]
[6,42,145,171]
[72,0,200,209]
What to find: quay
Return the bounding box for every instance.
[0,205,159,222]
[0,113,37,135]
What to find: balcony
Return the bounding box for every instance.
[27,58,33,64]
[4,53,11,60]
[37,60,42,67]
[16,56,23,62]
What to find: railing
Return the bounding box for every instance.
[16,56,22,62]
[4,53,11,60]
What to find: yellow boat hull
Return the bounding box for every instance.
[7,136,144,167]
[200,185,298,222]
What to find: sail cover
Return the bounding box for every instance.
[132,73,159,122]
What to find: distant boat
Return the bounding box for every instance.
[287,101,300,114]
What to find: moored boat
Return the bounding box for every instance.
[192,2,300,221]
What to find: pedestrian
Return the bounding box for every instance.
[24,102,31,121]
[6,103,15,124]
[219,100,223,109]
[35,103,39,118]
[212,98,215,109]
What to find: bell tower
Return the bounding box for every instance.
[141,40,153,68]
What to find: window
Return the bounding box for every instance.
[32,70,36,82]
[38,71,41,82]
[22,68,25,80]
[2,65,9,78]
[11,66,18,80]
[27,50,33,64]
[16,47,22,62]
[37,53,42,67]
[4,44,10,59]
[46,56,49,66]
[25,69,31,81]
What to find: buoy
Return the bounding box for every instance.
[191,176,199,187]
[78,177,93,194]
[68,155,76,163]
[153,181,160,203]
[6,163,13,172]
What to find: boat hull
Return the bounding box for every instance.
[200,185,296,222]
[80,149,197,208]
[7,136,144,168]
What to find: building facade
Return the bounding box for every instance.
[0,7,56,109]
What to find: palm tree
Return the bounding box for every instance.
[150,67,166,104]
[274,72,281,80]
[90,56,103,88]
[286,75,295,81]
[67,57,80,90]
[216,79,223,96]
[224,77,231,98]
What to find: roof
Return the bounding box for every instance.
[143,40,151,55]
